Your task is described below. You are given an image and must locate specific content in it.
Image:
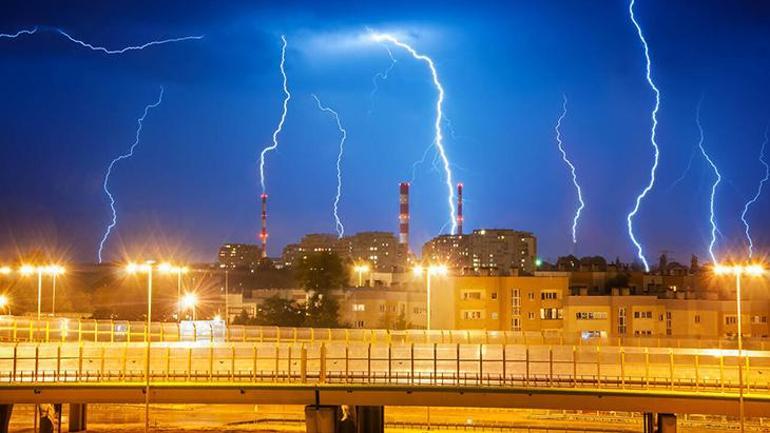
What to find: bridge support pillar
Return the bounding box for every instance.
[68,403,87,433]
[355,406,383,433]
[0,405,12,433]
[643,412,654,433]
[305,405,337,433]
[657,413,676,433]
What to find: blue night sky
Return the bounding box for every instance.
[1,1,769,265]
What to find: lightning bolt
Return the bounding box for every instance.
[370,32,457,234]
[554,94,585,246]
[259,35,291,194]
[312,94,348,239]
[97,87,164,263]
[626,0,661,272]
[0,27,38,39]
[55,29,203,54]
[368,45,397,113]
[668,145,697,191]
[694,99,722,265]
[740,127,769,258]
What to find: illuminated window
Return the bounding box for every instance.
[352,304,365,312]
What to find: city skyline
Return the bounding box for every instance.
[1,1,770,265]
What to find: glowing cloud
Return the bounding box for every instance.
[740,128,769,258]
[369,31,457,234]
[98,87,164,263]
[626,0,661,272]
[259,35,291,194]
[312,94,348,238]
[554,94,585,246]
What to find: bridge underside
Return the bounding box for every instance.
[0,383,767,417]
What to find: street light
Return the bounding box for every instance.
[712,262,767,433]
[125,260,155,433]
[158,263,188,321]
[47,265,65,316]
[353,264,370,287]
[180,292,198,321]
[20,264,64,320]
[0,294,9,315]
[413,264,448,330]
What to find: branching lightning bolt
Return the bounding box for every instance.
[694,99,722,265]
[370,32,457,234]
[259,35,291,194]
[740,127,769,258]
[667,145,697,191]
[97,87,164,263]
[368,45,397,112]
[555,94,585,246]
[55,29,203,54]
[626,0,661,272]
[0,27,38,39]
[312,94,348,239]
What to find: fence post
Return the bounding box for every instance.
[479,344,484,385]
[110,319,115,343]
[12,344,17,382]
[122,345,128,380]
[319,343,327,383]
[746,357,751,393]
[719,353,725,392]
[274,346,279,381]
[230,346,235,381]
[301,345,307,383]
[78,344,83,381]
[252,345,257,382]
[502,344,507,384]
[620,348,625,389]
[288,346,293,380]
[45,321,50,342]
[209,345,214,380]
[572,346,577,388]
[669,348,674,389]
[694,353,700,391]
[367,343,372,384]
[644,347,650,389]
[56,345,61,381]
[410,343,415,384]
[456,343,461,385]
[525,347,530,386]
[433,343,438,385]
[387,343,392,383]
[100,347,106,380]
[188,347,193,381]
[34,346,39,382]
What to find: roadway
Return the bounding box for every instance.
[0,341,769,416]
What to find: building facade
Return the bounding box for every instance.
[217,244,263,270]
[422,229,538,275]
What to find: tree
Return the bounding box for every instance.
[296,252,348,327]
[254,295,304,327]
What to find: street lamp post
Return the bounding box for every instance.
[126,261,155,433]
[412,264,448,331]
[353,264,370,287]
[224,268,229,324]
[714,263,766,433]
[49,266,64,316]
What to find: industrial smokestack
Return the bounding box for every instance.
[260,193,268,258]
[457,183,463,235]
[399,182,409,247]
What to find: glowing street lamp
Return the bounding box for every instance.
[158,263,189,321]
[712,262,767,433]
[180,292,198,321]
[413,264,448,330]
[20,264,64,320]
[353,264,370,287]
[0,294,9,315]
[0,266,11,275]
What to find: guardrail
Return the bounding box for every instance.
[0,316,766,350]
[0,341,768,395]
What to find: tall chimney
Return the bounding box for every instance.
[260,193,268,258]
[399,183,409,247]
[457,183,464,236]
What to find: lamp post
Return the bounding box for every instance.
[412,264,448,330]
[181,293,198,321]
[353,264,370,287]
[713,263,766,433]
[224,268,229,324]
[158,263,188,321]
[48,266,65,316]
[126,261,155,433]
[20,265,62,320]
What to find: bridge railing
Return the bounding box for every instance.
[0,341,768,395]
[0,316,766,350]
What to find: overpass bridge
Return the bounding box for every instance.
[1,317,769,432]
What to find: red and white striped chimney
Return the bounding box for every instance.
[457,183,463,236]
[259,193,268,258]
[399,182,409,247]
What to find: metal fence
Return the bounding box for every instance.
[0,341,768,395]
[0,316,767,350]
